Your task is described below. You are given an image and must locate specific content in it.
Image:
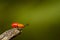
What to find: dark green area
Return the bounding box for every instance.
[0,0,60,40]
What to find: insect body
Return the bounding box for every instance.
[0,22,25,40]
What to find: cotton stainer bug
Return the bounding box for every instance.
[0,22,29,40]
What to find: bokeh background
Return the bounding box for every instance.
[0,0,60,40]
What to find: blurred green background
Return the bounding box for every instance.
[0,0,60,40]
